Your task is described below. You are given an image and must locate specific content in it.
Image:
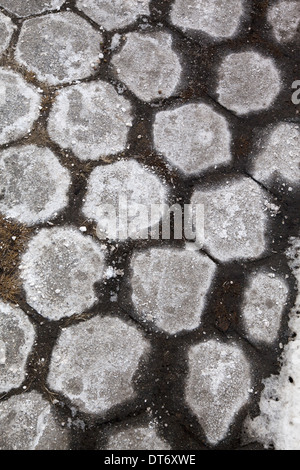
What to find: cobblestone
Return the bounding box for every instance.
[106,424,170,450]
[0,12,14,56]
[267,1,300,43]
[0,0,65,17]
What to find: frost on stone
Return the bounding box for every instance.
[216,51,281,115]
[20,227,106,321]
[191,178,268,262]
[250,123,300,190]
[153,103,232,174]
[83,160,168,241]
[0,391,69,450]
[185,340,251,445]
[131,248,216,334]
[0,145,71,225]
[15,12,103,86]
[0,12,14,56]
[170,0,244,38]
[0,301,35,393]
[0,68,41,145]
[76,0,150,31]
[111,32,182,102]
[241,272,289,346]
[267,1,300,43]
[0,0,65,17]
[48,81,132,161]
[106,424,170,450]
[47,316,150,414]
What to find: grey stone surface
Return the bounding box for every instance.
[0,301,35,393]
[106,424,170,450]
[131,248,216,334]
[0,67,41,145]
[216,51,281,115]
[48,81,132,161]
[191,178,268,262]
[0,12,14,56]
[76,0,150,31]
[0,391,70,450]
[15,12,103,85]
[0,0,65,17]
[267,1,300,43]
[170,0,244,38]
[20,227,106,320]
[185,340,251,445]
[47,316,150,414]
[111,32,182,102]
[0,145,71,225]
[153,103,232,174]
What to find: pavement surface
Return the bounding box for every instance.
[0,0,299,451]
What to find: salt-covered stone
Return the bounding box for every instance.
[0,12,14,56]
[106,424,170,450]
[0,0,65,17]
[267,1,300,42]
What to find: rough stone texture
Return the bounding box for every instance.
[83,160,168,240]
[76,0,150,31]
[191,178,268,262]
[241,272,289,345]
[15,12,103,85]
[186,340,251,445]
[0,145,71,225]
[250,123,300,189]
[153,103,232,174]
[106,424,170,450]
[131,248,216,334]
[267,1,300,43]
[0,0,65,17]
[48,81,132,161]
[0,301,35,393]
[0,12,14,57]
[47,316,150,414]
[0,391,69,450]
[216,51,281,115]
[20,227,106,320]
[111,32,182,102]
[170,0,244,38]
[0,68,41,145]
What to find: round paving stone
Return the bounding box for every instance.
[0,12,14,57]
[106,424,170,450]
[0,0,65,17]
[267,1,300,43]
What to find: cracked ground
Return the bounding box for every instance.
[0,0,299,451]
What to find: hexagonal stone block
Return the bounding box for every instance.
[47,316,150,414]
[131,248,216,334]
[106,424,170,450]
[111,32,182,102]
[241,272,289,345]
[76,0,150,31]
[0,68,41,145]
[20,227,106,320]
[0,0,65,17]
[191,178,268,262]
[0,12,14,56]
[170,0,244,38]
[216,51,281,115]
[83,160,168,241]
[0,391,69,450]
[250,123,300,189]
[267,1,300,42]
[0,301,35,393]
[15,12,103,85]
[153,103,232,174]
[48,81,132,161]
[185,340,251,445]
[0,145,71,225]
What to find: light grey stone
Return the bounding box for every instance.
[0,391,70,450]
[106,424,170,450]
[0,12,14,56]
[153,103,232,174]
[0,67,41,145]
[0,301,35,393]
[216,51,281,115]
[0,145,71,225]
[267,1,300,42]
[111,32,182,102]
[0,0,65,17]
[20,227,106,320]
[15,12,103,85]
[185,340,251,445]
[131,248,216,334]
[48,81,132,161]
[47,316,150,414]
